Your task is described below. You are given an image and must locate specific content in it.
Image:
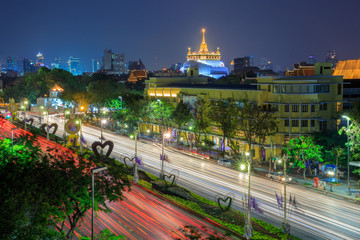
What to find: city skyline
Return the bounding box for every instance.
[1,0,360,72]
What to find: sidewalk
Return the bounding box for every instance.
[254,166,360,202]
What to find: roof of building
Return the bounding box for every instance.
[333,59,360,79]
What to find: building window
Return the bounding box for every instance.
[292,105,299,112]
[337,102,342,112]
[323,103,327,110]
[311,120,315,127]
[285,105,289,112]
[301,105,308,112]
[284,135,289,144]
[311,105,315,112]
[319,121,327,131]
[268,85,271,92]
[285,120,289,127]
[292,120,299,127]
[301,120,308,127]
[338,84,342,95]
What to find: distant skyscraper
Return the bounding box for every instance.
[102,49,125,75]
[68,56,81,75]
[91,58,100,73]
[308,56,317,64]
[325,50,338,67]
[23,58,32,73]
[36,52,45,66]
[6,56,18,72]
[259,57,273,70]
[234,56,251,73]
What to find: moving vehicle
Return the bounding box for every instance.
[267,172,292,182]
[218,159,232,167]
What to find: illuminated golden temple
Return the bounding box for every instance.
[186,29,221,61]
[182,29,228,79]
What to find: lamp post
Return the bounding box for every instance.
[131,129,139,183]
[100,119,106,144]
[23,100,29,131]
[241,151,252,239]
[63,109,70,142]
[76,119,83,154]
[160,132,171,180]
[11,127,20,152]
[91,166,108,240]
[342,115,351,195]
[40,105,44,124]
[43,110,49,140]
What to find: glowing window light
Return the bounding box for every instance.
[163,93,170,97]
[149,93,155,96]
[171,94,177,97]
[156,93,163,96]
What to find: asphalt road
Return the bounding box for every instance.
[0,117,236,240]
[27,113,360,240]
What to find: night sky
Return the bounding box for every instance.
[1,0,360,72]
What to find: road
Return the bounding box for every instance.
[0,117,235,240]
[68,185,233,239]
[26,113,360,239]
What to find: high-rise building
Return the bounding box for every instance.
[6,56,18,72]
[102,49,125,75]
[325,50,338,67]
[91,58,100,73]
[259,57,273,70]
[68,56,81,75]
[23,58,33,73]
[308,55,317,64]
[36,52,45,67]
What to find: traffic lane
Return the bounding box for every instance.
[66,185,234,240]
[29,114,360,240]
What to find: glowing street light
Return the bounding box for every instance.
[160,132,171,179]
[341,115,351,195]
[91,166,108,240]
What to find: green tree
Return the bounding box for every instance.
[171,101,192,146]
[210,98,239,157]
[192,97,212,151]
[283,135,323,180]
[148,100,174,134]
[0,135,131,239]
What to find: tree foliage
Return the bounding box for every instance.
[0,135,131,239]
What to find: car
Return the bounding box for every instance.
[218,159,232,167]
[267,172,292,182]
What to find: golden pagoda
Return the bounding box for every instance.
[186,29,221,61]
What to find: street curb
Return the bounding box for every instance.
[253,169,358,203]
[133,182,246,240]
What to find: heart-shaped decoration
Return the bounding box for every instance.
[26,118,34,126]
[123,156,135,172]
[217,196,233,212]
[41,123,58,135]
[92,141,114,160]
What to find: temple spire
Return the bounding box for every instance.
[202,28,206,43]
[199,28,209,53]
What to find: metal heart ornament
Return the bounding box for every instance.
[26,118,34,126]
[92,141,114,160]
[41,123,58,135]
[217,196,233,212]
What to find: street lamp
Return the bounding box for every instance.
[160,132,171,180]
[131,128,140,183]
[11,127,20,152]
[43,110,49,140]
[91,166,108,240]
[23,100,29,131]
[76,119,83,154]
[100,119,106,144]
[244,151,253,238]
[342,115,351,195]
